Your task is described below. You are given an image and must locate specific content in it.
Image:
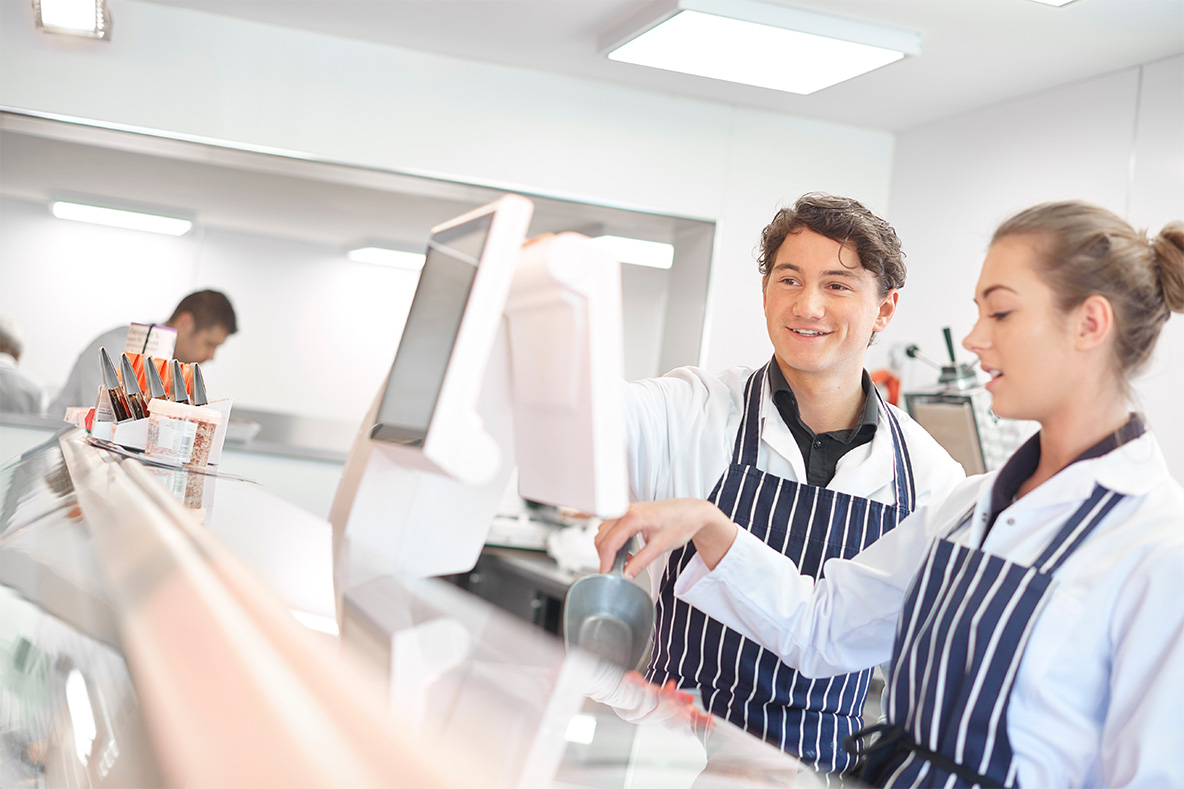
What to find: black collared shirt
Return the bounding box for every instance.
[767,359,879,488]
[984,414,1146,533]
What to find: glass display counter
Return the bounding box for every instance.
[1,429,844,787]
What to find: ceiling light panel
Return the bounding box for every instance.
[603,0,920,95]
[51,201,192,236]
[347,246,426,270]
[34,0,110,39]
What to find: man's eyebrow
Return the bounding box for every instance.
[772,262,860,278]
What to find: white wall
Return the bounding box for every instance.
[0,0,895,420]
[0,196,420,419]
[887,56,1184,482]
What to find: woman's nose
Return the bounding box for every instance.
[962,320,987,354]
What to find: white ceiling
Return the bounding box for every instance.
[139,0,1184,131]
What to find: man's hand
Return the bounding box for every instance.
[595,499,738,579]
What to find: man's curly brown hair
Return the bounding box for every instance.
[758,193,906,296]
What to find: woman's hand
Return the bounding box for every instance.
[595,498,738,579]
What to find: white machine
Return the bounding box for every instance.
[329,195,630,587]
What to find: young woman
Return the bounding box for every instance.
[596,201,1184,787]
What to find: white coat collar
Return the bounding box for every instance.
[977,430,1170,517]
[757,373,897,501]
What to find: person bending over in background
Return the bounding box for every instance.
[620,193,964,774]
[0,316,47,415]
[47,289,238,418]
[599,201,1184,787]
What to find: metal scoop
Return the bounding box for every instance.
[563,541,654,670]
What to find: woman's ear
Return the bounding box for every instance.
[1073,294,1114,351]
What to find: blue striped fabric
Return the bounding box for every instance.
[646,364,915,773]
[877,485,1125,788]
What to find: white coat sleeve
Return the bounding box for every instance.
[1099,538,1184,787]
[674,491,964,679]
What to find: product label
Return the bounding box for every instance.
[146,417,198,464]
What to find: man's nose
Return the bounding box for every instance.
[793,286,824,317]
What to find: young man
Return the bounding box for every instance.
[622,193,964,773]
[48,289,238,418]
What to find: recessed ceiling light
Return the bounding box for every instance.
[589,236,675,270]
[602,0,920,95]
[51,201,192,236]
[34,0,111,39]
[347,246,426,270]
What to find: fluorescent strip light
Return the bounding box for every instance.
[589,235,675,270]
[610,9,904,94]
[51,201,193,236]
[1027,0,1078,5]
[34,0,110,38]
[347,247,426,270]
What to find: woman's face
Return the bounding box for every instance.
[962,235,1080,423]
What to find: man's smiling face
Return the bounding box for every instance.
[762,228,897,385]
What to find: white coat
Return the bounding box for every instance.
[624,364,967,593]
[0,352,46,415]
[47,325,129,418]
[675,428,1184,787]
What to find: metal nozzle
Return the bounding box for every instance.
[170,359,191,404]
[144,357,168,400]
[120,354,144,397]
[100,347,120,390]
[119,353,148,419]
[99,347,133,422]
[191,364,208,407]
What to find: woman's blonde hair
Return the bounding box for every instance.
[993,201,1184,385]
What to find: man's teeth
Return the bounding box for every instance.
[792,329,825,336]
[989,370,1002,379]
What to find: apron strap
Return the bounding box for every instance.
[1034,484,1124,574]
[731,364,767,467]
[846,723,1006,789]
[873,384,917,516]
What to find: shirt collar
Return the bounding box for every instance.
[766,357,878,441]
[987,414,1150,521]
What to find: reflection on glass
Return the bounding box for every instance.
[344,574,831,788]
[1,436,166,786]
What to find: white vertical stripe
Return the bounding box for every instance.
[914,553,977,745]
[927,556,991,750]
[952,564,1011,765]
[895,545,950,729]
[976,575,1050,777]
[787,489,823,754]
[884,750,920,787]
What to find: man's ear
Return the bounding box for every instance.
[1074,294,1114,351]
[172,311,195,334]
[873,289,900,333]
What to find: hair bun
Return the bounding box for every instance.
[1152,221,1184,313]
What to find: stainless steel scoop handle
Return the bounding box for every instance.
[611,540,630,575]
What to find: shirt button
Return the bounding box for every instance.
[813,439,823,448]
[1007,518,1015,526]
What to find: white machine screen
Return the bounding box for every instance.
[371,215,492,445]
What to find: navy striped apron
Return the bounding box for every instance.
[847,484,1126,788]
[646,363,916,773]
